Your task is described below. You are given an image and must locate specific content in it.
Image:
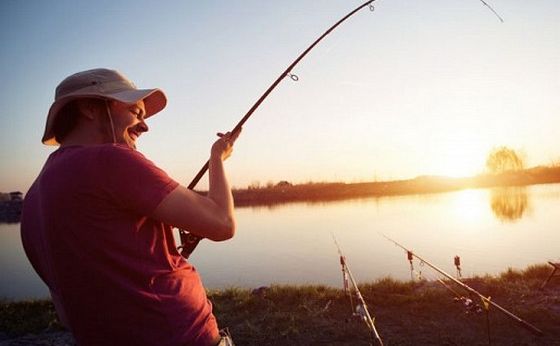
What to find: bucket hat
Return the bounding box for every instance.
[42,68,167,145]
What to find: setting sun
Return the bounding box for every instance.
[430,141,490,178]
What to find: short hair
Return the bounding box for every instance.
[52,98,106,143]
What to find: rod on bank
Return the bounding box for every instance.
[379,232,544,337]
[332,233,384,346]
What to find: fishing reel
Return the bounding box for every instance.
[177,229,202,259]
[344,301,370,324]
[454,296,483,315]
[354,303,369,322]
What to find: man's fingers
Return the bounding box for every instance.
[216,128,242,143]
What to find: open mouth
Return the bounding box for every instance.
[128,129,139,142]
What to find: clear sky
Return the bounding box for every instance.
[1,0,558,192]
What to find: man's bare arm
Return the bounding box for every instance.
[151,130,239,241]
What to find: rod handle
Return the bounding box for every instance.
[177,161,210,258]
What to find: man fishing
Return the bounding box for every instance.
[21,68,238,345]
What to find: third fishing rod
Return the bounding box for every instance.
[380,232,544,337]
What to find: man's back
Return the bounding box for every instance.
[21,144,219,346]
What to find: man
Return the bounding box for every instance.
[21,68,238,345]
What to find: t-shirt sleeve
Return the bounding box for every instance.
[101,146,179,215]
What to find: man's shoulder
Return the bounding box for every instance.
[96,143,143,155]
[53,144,152,174]
[85,144,148,162]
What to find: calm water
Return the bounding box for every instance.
[1,183,559,300]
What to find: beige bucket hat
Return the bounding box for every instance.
[42,68,167,145]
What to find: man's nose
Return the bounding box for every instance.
[138,120,149,133]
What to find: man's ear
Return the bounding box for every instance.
[76,99,103,120]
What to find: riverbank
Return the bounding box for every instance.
[232,166,560,207]
[2,167,559,221]
[1,264,559,345]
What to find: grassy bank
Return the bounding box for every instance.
[1,264,559,345]
[231,166,560,207]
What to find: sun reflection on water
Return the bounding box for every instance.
[449,189,490,229]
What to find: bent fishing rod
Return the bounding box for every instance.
[479,0,504,23]
[177,0,376,258]
[379,233,544,336]
[177,0,504,258]
[332,233,384,346]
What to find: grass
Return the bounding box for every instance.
[0,299,64,336]
[1,264,559,345]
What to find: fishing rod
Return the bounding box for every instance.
[332,233,384,346]
[421,266,493,343]
[177,0,504,258]
[380,233,544,336]
[177,0,376,258]
[479,0,504,23]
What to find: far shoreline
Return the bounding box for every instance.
[229,166,560,207]
[2,166,559,222]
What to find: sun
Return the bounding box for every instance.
[435,158,482,178]
[430,143,488,178]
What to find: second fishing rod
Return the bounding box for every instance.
[332,233,384,346]
[380,232,544,337]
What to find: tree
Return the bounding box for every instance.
[248,181,261,190]
[486,146,525,174]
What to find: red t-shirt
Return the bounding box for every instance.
[21,144,219,346]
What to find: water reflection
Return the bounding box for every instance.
[489,187,530,222]
[3,184,559,300]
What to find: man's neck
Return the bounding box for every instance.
[60,128,110,148]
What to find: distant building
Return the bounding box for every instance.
[0,191,23,223]
[9,191,23,201]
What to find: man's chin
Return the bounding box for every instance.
[124,136,137,149]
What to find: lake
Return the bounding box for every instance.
[1,183,559,300]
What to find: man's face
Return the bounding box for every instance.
[108,100,148,149]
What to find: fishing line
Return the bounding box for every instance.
[178,0,505,258]
[479,0,504,23]
[177,0,377,258]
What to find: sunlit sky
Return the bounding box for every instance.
[1,0,558,192]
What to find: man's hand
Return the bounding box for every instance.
[211,129,241,161]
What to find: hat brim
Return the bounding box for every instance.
[42,88,167,145]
